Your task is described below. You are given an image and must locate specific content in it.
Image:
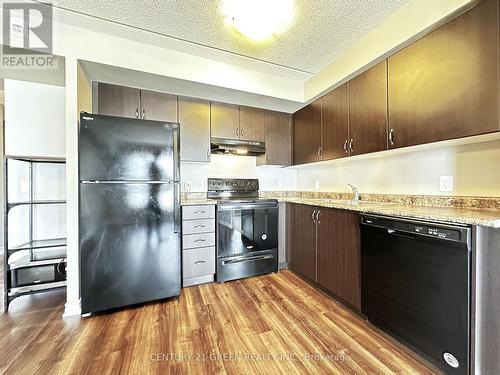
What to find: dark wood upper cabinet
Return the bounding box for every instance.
[322,83,349,160]
[349,60,388,156]
[293,99,322,165]
[289,204,317,281]
[140,90,178,122]
[388,0,500,149]
[239,106,265,142]
[96,83,141,119]
[178,97,211,162]
[257,111,292,166]
[211,101,240,139]
[317,208,361,309]
[95,83,177,123]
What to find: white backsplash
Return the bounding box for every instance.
[180,154,297,192]
[296,140,500,197]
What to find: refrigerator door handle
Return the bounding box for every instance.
[174,183,181,233]
[173,126,180,182]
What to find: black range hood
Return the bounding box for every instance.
[210,137,266,156]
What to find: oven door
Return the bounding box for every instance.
[217,201,278,259]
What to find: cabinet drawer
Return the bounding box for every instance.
[182,205,215,220]
[183,232,215,249]
[182,219,215,235]
[182,247,215,279]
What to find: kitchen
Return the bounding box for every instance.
[1,0,500,374]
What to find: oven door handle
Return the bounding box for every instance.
[218,203,277,211]
[222,255,274,265]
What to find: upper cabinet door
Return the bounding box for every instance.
[293,99,322,165]
[211,102,240,139]
[178,97,211,162]
[349,60,388,156]
[96,83,141,119]
[140,90,178,123]
[322,83,349,160]
[257,110,292,166]
[239,106,265,142]
[388,0,500,149]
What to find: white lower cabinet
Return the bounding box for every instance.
[181,205,216,287]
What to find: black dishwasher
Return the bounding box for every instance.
[361,214,471,375]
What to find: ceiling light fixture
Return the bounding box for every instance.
[221,0,294,41]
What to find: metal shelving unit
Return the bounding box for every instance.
[3,156,67,310]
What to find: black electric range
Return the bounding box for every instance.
[207,178,278,282]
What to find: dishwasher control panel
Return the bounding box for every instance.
[415,226,459,241]
[362,215,468,243]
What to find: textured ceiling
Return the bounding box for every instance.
[50,0,410,74]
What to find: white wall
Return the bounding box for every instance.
[296,140,500,197]
[181,155,297,192]
[4,79,66,158]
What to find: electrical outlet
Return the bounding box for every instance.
[440,176,453,192]
[314,180,320,189]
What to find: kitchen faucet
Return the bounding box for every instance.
[348,183,360,201]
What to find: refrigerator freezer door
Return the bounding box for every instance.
[79,113,180,182]
[79,182,180,313]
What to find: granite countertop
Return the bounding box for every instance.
[181,199,216,206]
[278,198,500,228]
[180,194,500,228]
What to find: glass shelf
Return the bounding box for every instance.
[7,200,66,210]
[8,238,67,253]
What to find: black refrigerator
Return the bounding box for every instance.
[79,112,181,314]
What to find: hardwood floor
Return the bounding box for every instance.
[0,270,439,374]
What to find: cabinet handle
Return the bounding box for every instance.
[193,210,206,214]
[241,128,244,136]
[311,209,317,223]
[194,225,206,228]
[317,147,321,157]
[236,128,239,137]
[135,108,139,118]
[195,260,206,265]
[194,239,206,243]
[343,139,348,154]
[316,210,321,224]
[389,129,395,146]
[349,139,354,153]
[142,108,146,119]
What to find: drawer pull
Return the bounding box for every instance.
[193,210,206,214]
[194,225,206,228]
[195,260,206,264]
[194,239,206,243]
